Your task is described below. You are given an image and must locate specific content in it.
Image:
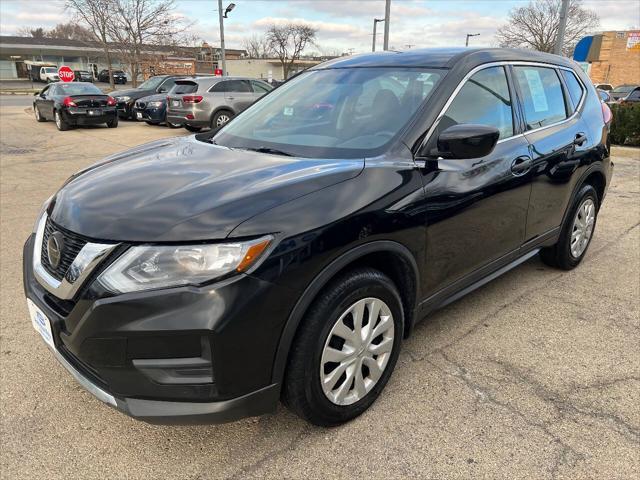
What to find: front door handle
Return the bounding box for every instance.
[574,132,587,146]
[511,156,532,176]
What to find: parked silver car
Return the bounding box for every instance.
[166,76,273,132]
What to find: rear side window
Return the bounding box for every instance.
[514,66,567,129]
[172,81,198,94]
[224,80,252,92]
[251,80,272,93]
[436,66,514,140]
[627,88,640,100]
[560,69,584,111]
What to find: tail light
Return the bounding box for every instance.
[62,97,76,107]
[107,96,117,106]
[182,95,203,104]
[601,101,612,124]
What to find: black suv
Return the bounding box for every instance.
[98,69,127,84]
[23,48,613,426]
[110,75,192,119]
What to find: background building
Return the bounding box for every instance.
[573,30,640,86]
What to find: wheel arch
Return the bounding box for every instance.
[271,240,420,387]
[561,164,607,226]
[210,106,235,122]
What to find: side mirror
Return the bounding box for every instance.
[157,87,167,93]
[432,124,500,159]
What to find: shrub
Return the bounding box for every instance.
[609,103,640,146]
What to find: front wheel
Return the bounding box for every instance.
[54,110,69,131]
[283,268,403,426]
[211,110,233,129]
[540,184,599,270]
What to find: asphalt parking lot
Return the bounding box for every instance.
[1,97,638,479]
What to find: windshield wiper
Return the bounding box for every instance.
[245,147,294,157]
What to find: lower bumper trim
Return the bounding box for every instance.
[49,344,117,406]
[49,341,279,424]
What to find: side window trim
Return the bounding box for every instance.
[419,61,590,154]
[558,67,586,114]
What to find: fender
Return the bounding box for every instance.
[560,161,608,227]
[271,240,420,387]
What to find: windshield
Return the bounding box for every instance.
[138,76,165,90]
[211,67,444,158]
[55,83,102,95]
[44,67,57,73]
[612,85,636,93]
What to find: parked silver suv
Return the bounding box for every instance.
[166,76,273,132]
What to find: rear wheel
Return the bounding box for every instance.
[540,184,599,270]
[211,110,233,129]
[106,116,118,128]
[54,110,69,131]
[184,125,202,132]
[283,268,403,426]
[34,105,45,122]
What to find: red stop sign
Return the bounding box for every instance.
[58,66,74,82]
[214,68,223,76]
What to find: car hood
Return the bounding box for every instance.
[137,93,166,103]
[49,136,364,242]
[113,88,152,99]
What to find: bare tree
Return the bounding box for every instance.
[496,0,599,56]
[47,22,95,41]
[65,0,116,88]
[16,27,47,38]
[242,34,274,59]
[265,23,317,79]
[108,0,187,87]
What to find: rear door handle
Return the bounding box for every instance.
[227,96,235,100]
[574,132,587,146]
[511,156,532,176]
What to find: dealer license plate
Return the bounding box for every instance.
[87,109,102,116]
[136,111,143,120]
[27,299,54,349]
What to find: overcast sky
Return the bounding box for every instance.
[1,0,638,54]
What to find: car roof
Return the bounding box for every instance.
[312,47,579,70]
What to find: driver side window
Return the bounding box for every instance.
[436,66,514,141]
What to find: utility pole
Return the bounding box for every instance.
[465,33,480,47]
[554,0,570,55]
[217,0,227,75]
[383,0,391,51]
[372,18,384,52]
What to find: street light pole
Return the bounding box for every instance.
[383,0,391,51]
[217,0,227,76]
[554,0,570,55]
[465,33,480,47]
[372,18,384,52]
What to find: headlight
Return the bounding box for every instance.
[96,236,273,293]
[147,101,163,108]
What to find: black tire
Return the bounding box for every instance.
[54,110,69,131]
[106,116,118,128]
[34,105,46,122]
[282,268,404,426]
[540,184,599,270]
[144,120,159,126]
[211,110,233,129]
[184,124,202,132]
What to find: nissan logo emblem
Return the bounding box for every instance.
[47,232,65,269]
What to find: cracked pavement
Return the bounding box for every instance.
[1,100,639,479]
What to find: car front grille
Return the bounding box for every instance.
[40,218,88,281]
[135,101,146,109]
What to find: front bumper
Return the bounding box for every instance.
[133,106,165,123]
[23,233,292,423]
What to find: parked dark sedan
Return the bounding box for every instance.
[98,69,127,84]
[33,82,118,131]
[111,75,191,119]
[609,84,640,101]
[24,48,612,426]
[73,70,93,82]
